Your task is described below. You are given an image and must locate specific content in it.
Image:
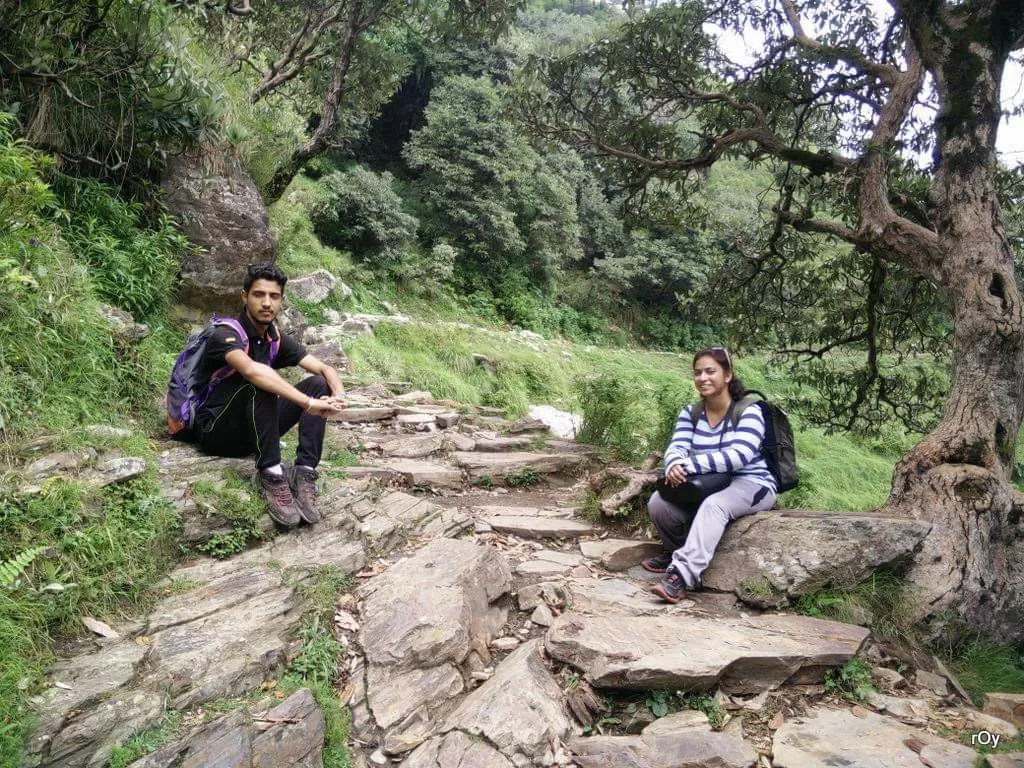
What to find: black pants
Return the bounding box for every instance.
[194,375,330,470]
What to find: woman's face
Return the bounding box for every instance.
[692,354,732,399]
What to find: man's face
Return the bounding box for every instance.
[242,278,284,327]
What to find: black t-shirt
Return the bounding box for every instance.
[195,310,306,412]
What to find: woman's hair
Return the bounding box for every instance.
[693,346,747,400]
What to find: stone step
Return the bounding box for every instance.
[773,706,976,767]
[452,451,587,480]
[344,460,464,488]
[579,539,663,572]
[483,515,596,539]
[545,612,869,694]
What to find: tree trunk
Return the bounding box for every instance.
[262,12,361,206]
[884,7,1024,642]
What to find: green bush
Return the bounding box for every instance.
[309,167,419,276]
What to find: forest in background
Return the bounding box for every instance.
[2,0,1024,764]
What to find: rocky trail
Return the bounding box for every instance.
[16,380,1024,768]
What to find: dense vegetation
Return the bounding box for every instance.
[1,0,1022,765]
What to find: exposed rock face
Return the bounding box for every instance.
[772,706,977,767]
[579,539,663,572]
[568,727,756,768]
[442,640,574,764]
[703,511,932,604]
[287,269,337,304]
[400,731,515,768]
[126,688,324,768]
[545,613,869,693]
[358,538,512,754]
[161,148,275,311]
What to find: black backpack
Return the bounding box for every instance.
[689,390,799,493]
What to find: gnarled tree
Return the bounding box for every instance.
[521,0,1024,641]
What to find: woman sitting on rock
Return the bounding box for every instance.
[644,346,777,603]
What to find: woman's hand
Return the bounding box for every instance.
[665,464,687,487]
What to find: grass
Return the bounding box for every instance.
[948,640,1024,705]
[190,477,268,559]
[106,711,183,768]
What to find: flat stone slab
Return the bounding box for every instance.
[986,693,1024,728]
[987,755,1024,768]
[377,433,447,458]
[703,512,932,603]
[470,505,575,518]
[562,578,667,616]
[359,538,511,669]
[335,407,397,422]
[400,731,515,768]
[452,451,586,479]
[360,492,472,553]
[569,728,756,768]
[345,460,464,488]
[442,640,573,764]
[483,515,595,539]
[773,706,976,767]
[546,612,869,693]
[366,663,464,754]
[474,437,536,452]
[127,688,324,768]
[580,539,663,571]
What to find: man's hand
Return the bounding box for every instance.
[665,465,687,487]
[306,395,345,418]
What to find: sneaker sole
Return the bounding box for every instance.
[266,509,301,528]
[640,560,670,574]
[649,582,684,603]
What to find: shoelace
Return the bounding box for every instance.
[268,479,293,507]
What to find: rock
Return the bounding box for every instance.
[531,604,554,626]
[436,413,461,429]
[97,304,149,343]
[341,319,375,336]
[864,692,930,723]
[482,515,595,539]
[452,451,587,481]
[984,692,1024,728]
[568,727,756,768]
[378,434,447,459]
[772,706,976,767]
[359,538,511,669]
[161,148,275,312]
[336,407,398,422]
[129,690,324,768]
[491,637,521,652]
[579,539,664,572]
[870,666,906,689]
[506,417,550,434]
[85,425,133,440]
[546,613,868,694]
[82,457,146,488]
[528,405,582,440]
[276,304,309,341]
[400,730,514,768]
[366,663,464,753]
[346,461,464,489]
[24,449,95,479]
[49,690,164,768]
[517,583,566,612]
[702,511,932,603]
[987,755,1024,768]
[914,668,949,696]
[474,436,535,452]
[359,492,472,553]
[306,340,349,371]
[441,640,573,764]
[962,709,1020,738]
[642,711,711,734]
[561,578,666,617]
[288,269,337,304]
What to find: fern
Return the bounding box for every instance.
[0,546,47,588]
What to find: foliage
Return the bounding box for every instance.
[309,166,420,278]
[824,659,875,703]
[191,479,267,558]
[0,0,218,185]
[405,74,580,297]
[796,571,914,648]
[504,467,542,487]
[106,711,184,768]
[52,176,188,319]
[0,547,48,590]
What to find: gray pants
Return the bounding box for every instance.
[648,476,776,589]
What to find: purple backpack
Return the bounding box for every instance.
[165,316,280,435]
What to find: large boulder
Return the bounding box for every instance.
[161,148,275,312]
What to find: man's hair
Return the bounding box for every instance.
[243,262,288,292]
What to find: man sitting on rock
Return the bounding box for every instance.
[186,262,345,526]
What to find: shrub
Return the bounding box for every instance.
[309,166,419,275]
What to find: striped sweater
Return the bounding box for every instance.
[663,401,776,490]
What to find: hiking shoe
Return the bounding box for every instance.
[650,568,686,603]
[259,470,301,527]
[288,465,321,524]
[641,551,673,573]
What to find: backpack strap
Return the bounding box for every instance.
[732,391,764,428]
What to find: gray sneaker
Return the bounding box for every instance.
[288,465,322,524]
[259,470,301,527]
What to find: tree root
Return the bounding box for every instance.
[590,452,661,516]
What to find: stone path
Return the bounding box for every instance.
[16,382,1015,768]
